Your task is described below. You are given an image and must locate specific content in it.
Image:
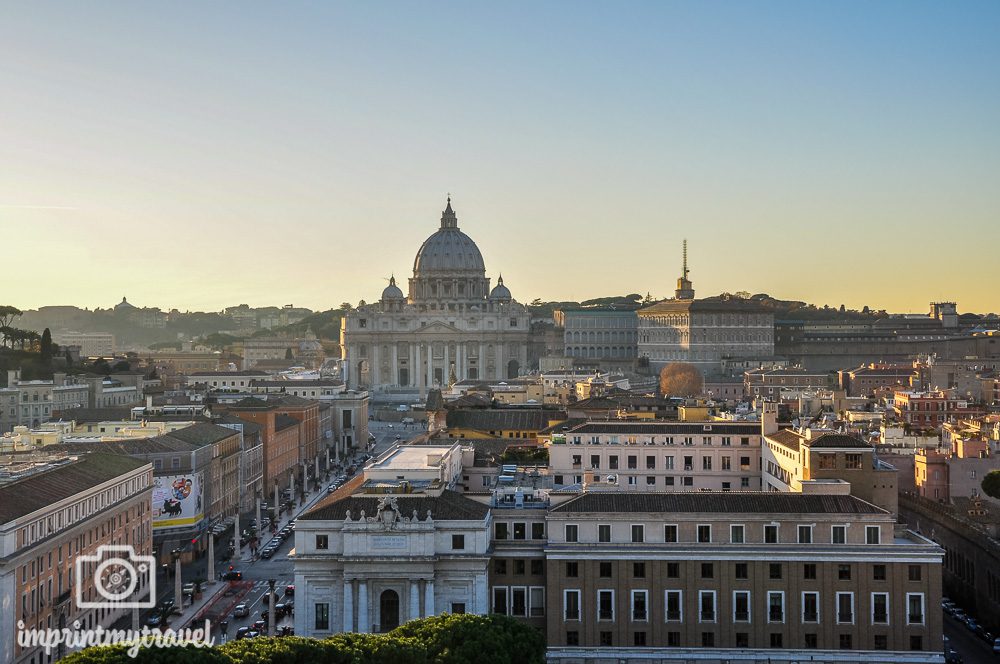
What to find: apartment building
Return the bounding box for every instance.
[893,390,987,431]
[0,454,153,664]
[545,421,763,491]
[544,492,943,663]
[744,368,831,399]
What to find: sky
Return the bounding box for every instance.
[2,1,998,314]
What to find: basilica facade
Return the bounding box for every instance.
[341,199,530,394]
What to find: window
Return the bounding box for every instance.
[736,632,749,648]
[631,590,648,621]
[767,592,784,623]
[665,590,682,621]
[845,453,863,469]
[563,590,581,620]
[664,524,678,542]
[314,602,330,630]
[908,565,922,581]
[802,591,819,623]
[734,562,748,579]
[872,592,889,624]
[873,634,887,650]
[699,591,716,622]
[798,525,813,544]
[599,631,612,646]
[769,563,782,580]
[510,587,527,617]
[697,524,711,543]
[494,559,507,575]
[666,562,679,578]
[665,456,675,469]
[315,535,328,550]
[770,633,783,648]
[832,525,847,544]
[702,632,715,647]
[531,559,544,575]
[803,563,817,580]
[866,525,880,544]
[599,562,612,578]
[906,593,924,624]
[839,634,853,649]
[910,635,923,651]
[701,562,714,579]
[733,591,750,622]
[451,603,466,614]
[873,564,887,581]
[609,455,619,470]
[805,633,818,649]
[598,524,611,543]
[764,524,779,543]
[513,522,526,540]
[451,534,465,550]
[529,587,544,617]
[646,475,656,485]
[730,524,745,543]
[631,524,644,543]
[492,587,508,614]
[565,524,578,542]
[495,522,508,539]
[531,522,545,540]
[632,562,645,578]
[646,455,655,469]
[566,631,579,645]
[514,560,525,575]
[682,476,693,486]
[836,592,854,624]
[838,564,851,581]
[566,562,578,578]
[627,455,637,469]
[634,631,647,647]
[702,456,712,470]
[598,590,614,621]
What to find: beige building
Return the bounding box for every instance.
[341,199,530,395]
[0,454,153,664]
[544,492,943,662]
[52,332,114,358]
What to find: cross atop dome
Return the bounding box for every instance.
[440,195,458,229]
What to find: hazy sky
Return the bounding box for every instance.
[3,1,998,314]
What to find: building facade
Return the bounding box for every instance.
[555,308,638,366]
[340,199,530,394]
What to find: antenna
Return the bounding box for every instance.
[682,239,689,279]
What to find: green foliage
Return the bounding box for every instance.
[201,333,239,350]
[0,305,22,329]
[392,613,544,664]
[500,446,549,465]
[58,613,542,664]
[149,341,183,350]
[982,470,1000,499]
[41,328,53,358]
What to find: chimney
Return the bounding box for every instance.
[53,372,66,387]
[582,468,596,491]
[7,369,20,386]
[761,402,779,436]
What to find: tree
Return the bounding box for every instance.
[340,302,352,311]
[284,347,294,360]
[0,305,21,329]
[112,360,131,372]
[658,362,704,397]
[40,328,53,359]
[982,470,1000,500]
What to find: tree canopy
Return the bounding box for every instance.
[982,470,1000,500]
[659,362,704,397]
[59,613,544,664]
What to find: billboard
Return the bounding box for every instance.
[152,472,204,529]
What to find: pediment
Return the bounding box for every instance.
[415,320,460,334]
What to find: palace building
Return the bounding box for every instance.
[340,198,530,395]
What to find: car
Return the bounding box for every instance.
[964,618,979,633]
[235,627,251,640]
[181,582,196,596]
[146,614,164,628]
[233,603,250,618]
[992,637,1000,654]
[252,619,266,632]
[279,527,292,539]
[327,484,339,494]
[945,649,963,664]
[397,404,409,412]
[223,569,243,581]
[284,584,295,596]
[262,589,281,604]
[157,599,175,613]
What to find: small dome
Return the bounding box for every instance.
[381,275,405,301]
[115,296,136,311]
[489,275,512,301]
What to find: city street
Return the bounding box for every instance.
[944,613,998,664]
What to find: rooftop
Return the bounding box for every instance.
[0,454,150,522]
[551,491,887,515]
[370,444,459,471]
[300,488,490,522]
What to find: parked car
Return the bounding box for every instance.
[252,619,266,632]
[146,614,164,628]
[327,484,339,494]
[944,649,963,664]
[233,603,249,618]
[223,569,243,581]
[181,582,196,596]
[991,637,1000,654]
[284,584,295,596]
[235,627,251,640]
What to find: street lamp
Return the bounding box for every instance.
[267,578,277,637]
[171,549,182,607]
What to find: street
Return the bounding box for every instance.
[944,613,998,664]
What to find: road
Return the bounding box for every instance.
[944,613,998,664]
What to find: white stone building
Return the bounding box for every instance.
[340,198,530,395]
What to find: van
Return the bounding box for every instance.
[397,405,410,412]
[401,417,414,424]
